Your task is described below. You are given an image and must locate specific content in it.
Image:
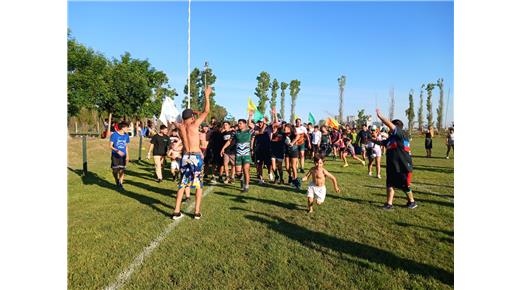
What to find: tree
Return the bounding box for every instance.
[436,78,444,132]
[338,75,346,123]
[254,71,271,114]
[418,84,425,131]
[425,83,436,128]
[200,65,217,120]
[356,109,370,128]
[270,78,279,119]
[183,68,202,111]
[405,89,415,134]
[212,104,228,122]
[389,87,395,120]
[280,81,288,121]
[289,80,301,122]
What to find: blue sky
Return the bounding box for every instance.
[68,1,453,124]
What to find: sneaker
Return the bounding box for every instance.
[118,182,124,191]
[218,176,224,183]
[377,174,382,179]
[268,172,274,182]
[242,187,249,193]
[172,212,184,220]
[299,168,305,174]
[446,156,450,159]
[342,163,349,167]
[210,178,217,185]
[273,176,279,184]
[194,212,202,220]
[157,178,162,183]
[288,176,293,184]
[382,203,393,210]
[368,172,372,176]
[279,178,284,185]
[407,201,418,209]
[229,178,235,184]
[258,179,266,185]
[361,161,366,166]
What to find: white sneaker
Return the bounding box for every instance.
[172,212,184,220]
[268,172,274,182]
[446,156,450,159]
[377,175,382,179]
[258,179,265,185]
[361,161,366,166]
[368,172,372,176]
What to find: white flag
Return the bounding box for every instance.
[159,97,181,124]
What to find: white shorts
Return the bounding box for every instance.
[307,182,327,203]
[171,159,181,170]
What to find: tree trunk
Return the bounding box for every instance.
[107,112,112,138]
[75,121,78,134]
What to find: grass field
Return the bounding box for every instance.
[68,135,454,289]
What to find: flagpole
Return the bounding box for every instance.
[187,0,191,109]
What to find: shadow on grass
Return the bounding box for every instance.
[413,155,449,160]
[234,208,454,286]
[326,194,381,207]
[124,169,158,182]
[413,181,454,189]
[67,167,172,217]
[214,191,305,211]
[363,185,454,206]
[395,222,454,237]
[412,165,454,174]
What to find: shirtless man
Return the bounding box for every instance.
[302,155,340,213]
[172,86,212,220]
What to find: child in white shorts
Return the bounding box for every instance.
[302,155,341,213]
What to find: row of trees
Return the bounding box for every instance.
[254,71,301,122]
[405,78,447,133]
[68,30,229,131]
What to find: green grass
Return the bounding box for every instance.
[68,136,453,289]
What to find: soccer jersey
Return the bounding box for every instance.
[234,130,252,156]
[382,127,413,173]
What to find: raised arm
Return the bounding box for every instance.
[247,110,255,129]
[195,86,212,126]
[324,169,340,193]
[376,109,395,131]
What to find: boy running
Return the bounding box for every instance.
[302,156,340,213]
[109,122,130,190]
[374,109,417,210]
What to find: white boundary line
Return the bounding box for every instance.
[103,186,214,290]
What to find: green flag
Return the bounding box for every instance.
[253,109,264,123]
[308,112,316,125]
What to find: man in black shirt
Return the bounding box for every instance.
[147,125,171,182]
[253,119,272,185]
[356,124,371,161]
[374,109,416,210]
[209,123,224,184]
[221,121,236,183]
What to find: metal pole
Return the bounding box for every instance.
[187,0,191,109]
[445,87,451,129]
[82,135,87,175]
[138,134,143,161]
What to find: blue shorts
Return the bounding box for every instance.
[179,153,204,189]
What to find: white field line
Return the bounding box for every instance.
[103,186,214,290]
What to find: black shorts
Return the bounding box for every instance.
[111,154,127,169]
[312,144,319,152]
[204,148,213,164]
[286,149,299,159]
[212,151,224,166]
[386,170,412,193]
[255,149,272,165]
[425,138,433,149]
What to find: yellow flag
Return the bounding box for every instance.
[247,97,257,112]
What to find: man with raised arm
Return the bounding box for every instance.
[374,108,417,210]
[171,86,212,220]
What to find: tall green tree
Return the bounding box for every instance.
[67,33,111,117]
[338,75,346,123]
[254,71,271,114]
[280,81,288,121]
[183,68,202,111]
[389,87,395,120]
[200,65,217,120]
[270,78,279,119]
[356,109,369,128]
[289,79,301,122]
[436,78,444,131]
[405,89,415,134]
[425,83,436,128]
[418,84,425,131]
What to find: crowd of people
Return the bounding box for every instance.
[107,88,456,219]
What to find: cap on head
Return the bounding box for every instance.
[201,122,209,128]
[182,109,194,120]
[371,125,377,131]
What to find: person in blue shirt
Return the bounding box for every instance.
[109,122,130,190]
